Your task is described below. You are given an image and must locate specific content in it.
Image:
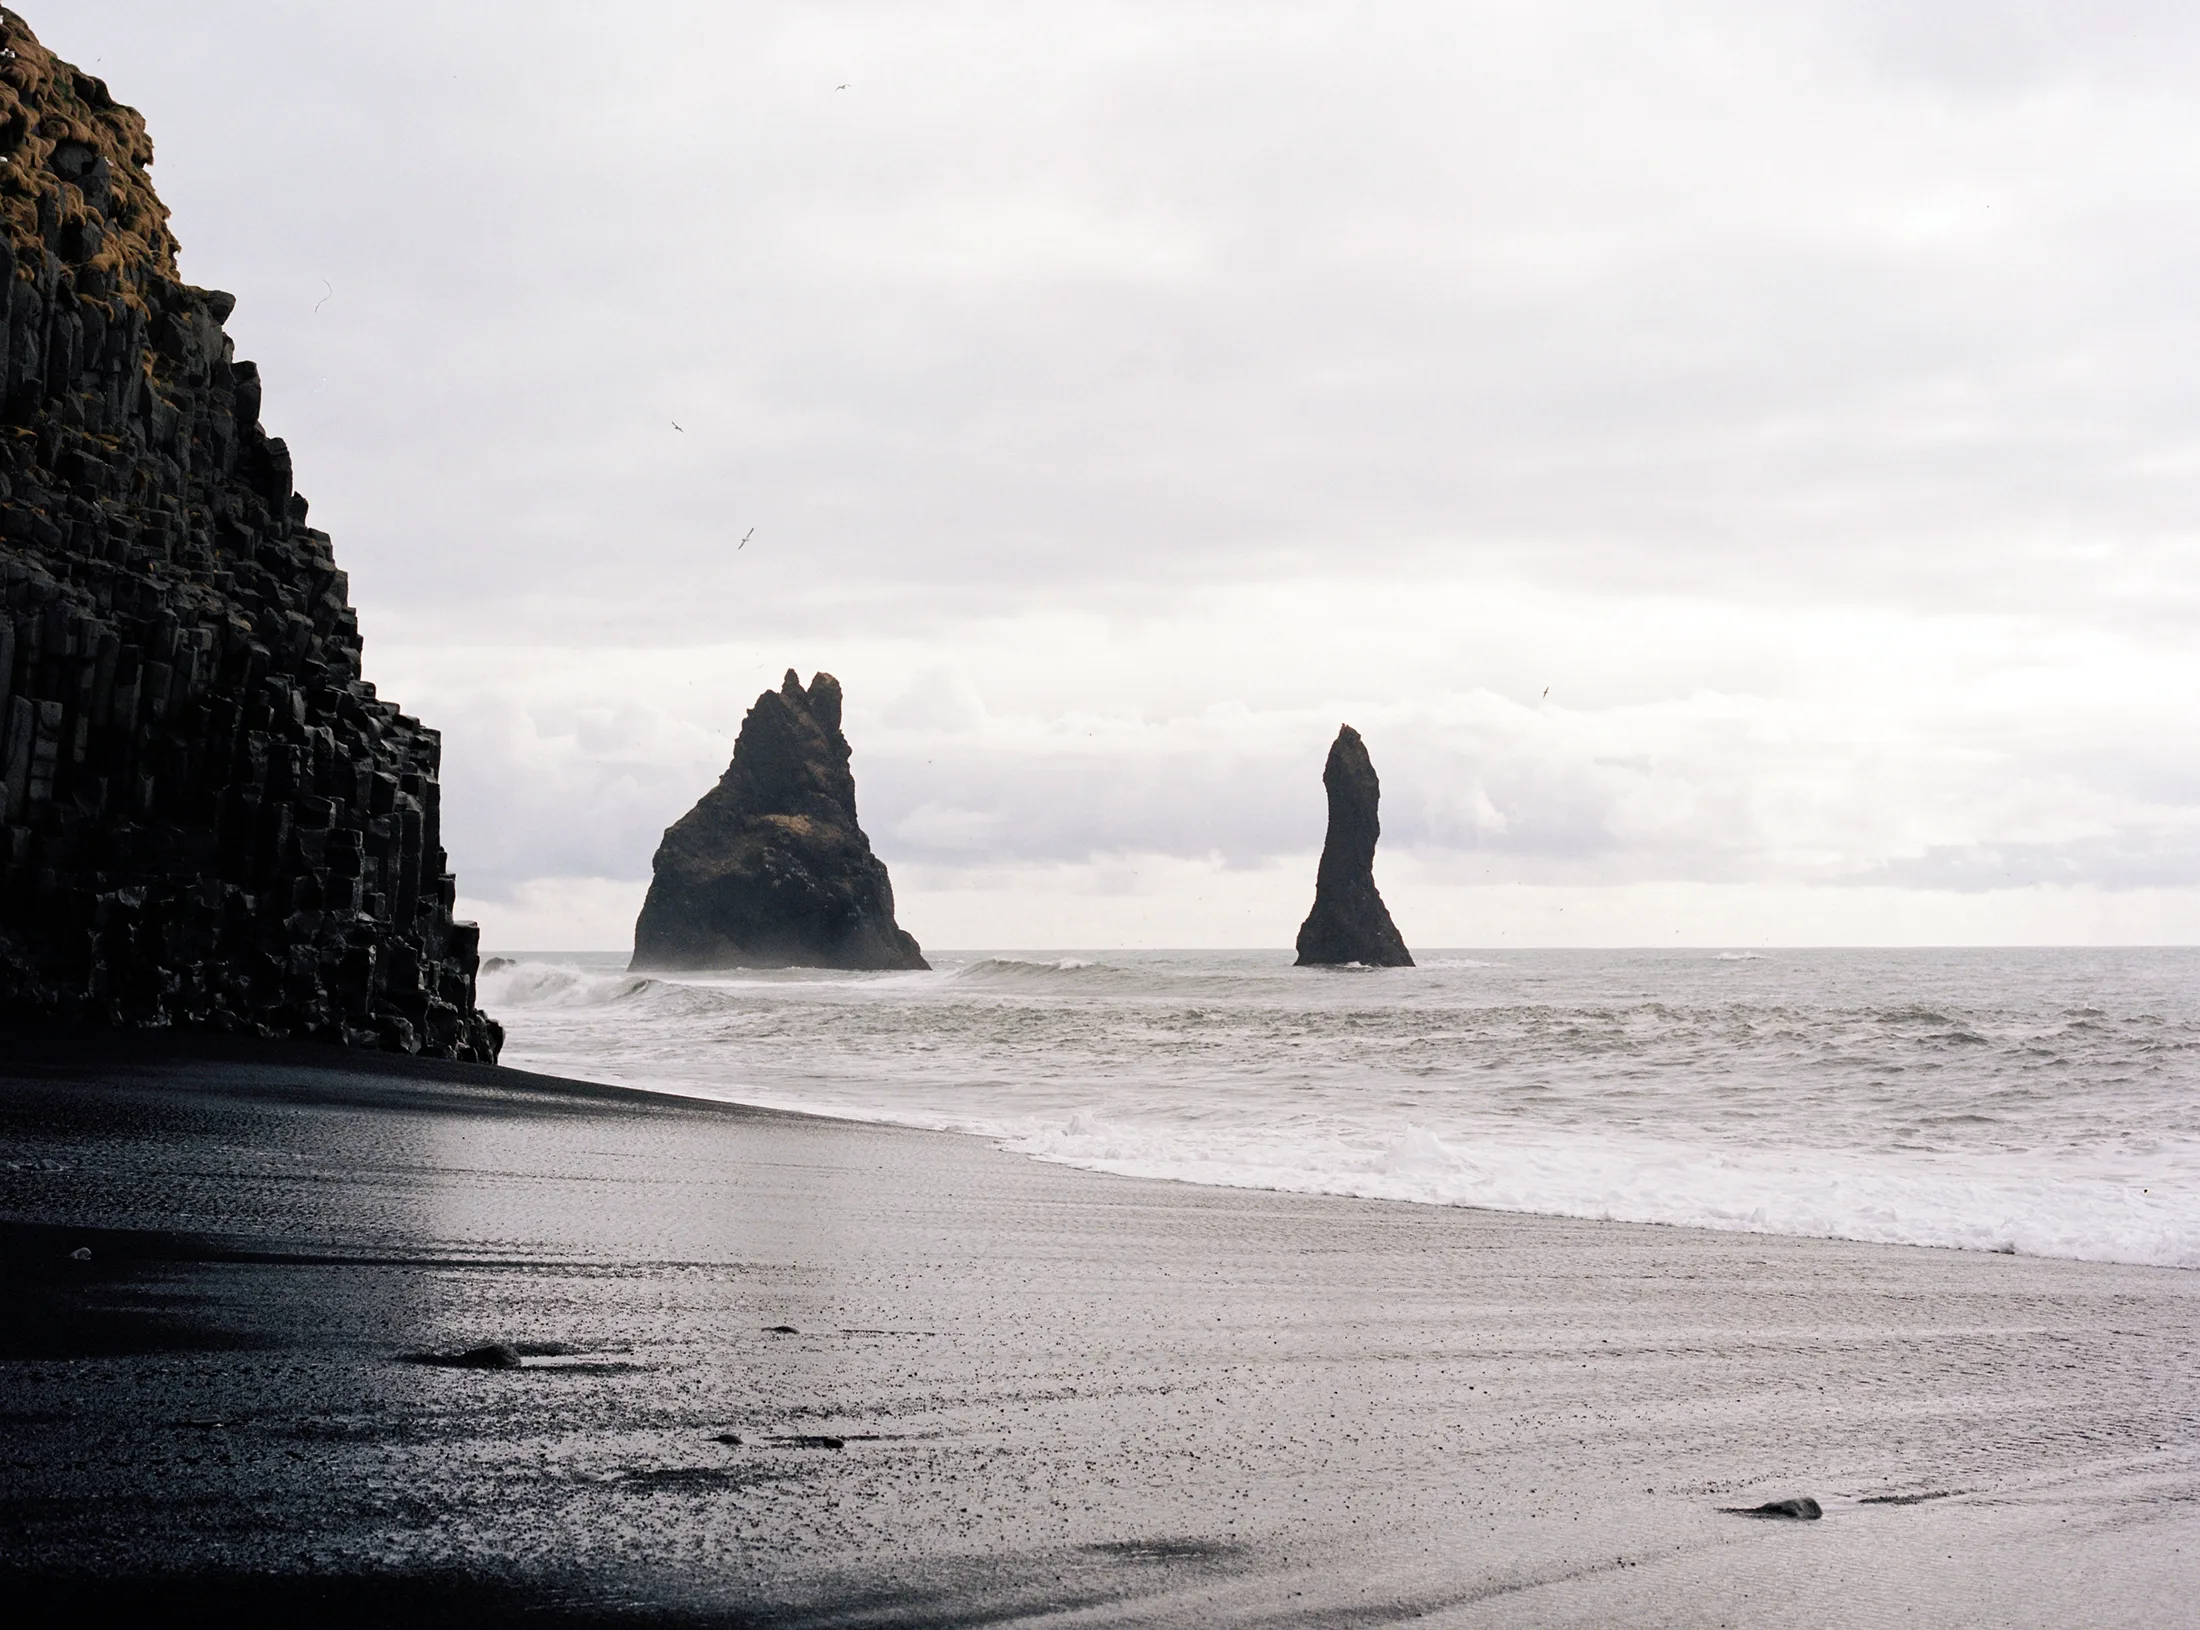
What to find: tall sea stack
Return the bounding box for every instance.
[632,670,926,971]
[1295,724,1413,968]
[0,13,499,1059]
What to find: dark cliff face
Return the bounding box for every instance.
[1294,725,1413,968]
[0,12,499,1059]
[631,670,927,972]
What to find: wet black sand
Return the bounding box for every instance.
[1,1026,2195,1626]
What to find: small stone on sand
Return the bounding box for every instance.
[404,1343,524,1369]
[1724,1496,1822,1519]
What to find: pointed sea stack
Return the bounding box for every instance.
[1294,725,1413,967]
[632,670,926,971]
[0,14,498,1059]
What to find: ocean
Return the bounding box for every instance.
[479,947,2200,1269]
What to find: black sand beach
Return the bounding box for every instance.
[2,1031,2194,1627]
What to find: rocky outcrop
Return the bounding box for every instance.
[0,12,499,1059]
[1294,724,1413,967]
[631,670,926,971]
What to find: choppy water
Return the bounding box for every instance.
[479,948,2200,1268]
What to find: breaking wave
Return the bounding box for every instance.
[482,947,2200,1269]
[477,959,658,1009]
[950,956,1106,983]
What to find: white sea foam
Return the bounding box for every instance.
[1001,1112,2198,1267]
[952,956,1103,981]
[477,959,657,1009]
[484,948,2200,1270]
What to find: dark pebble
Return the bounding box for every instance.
[1724,1496,1822,1519]
[404,1343,523,1370]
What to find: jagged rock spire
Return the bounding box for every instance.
[631,670,926,971]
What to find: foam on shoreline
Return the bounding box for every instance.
[479,949,2200,1271]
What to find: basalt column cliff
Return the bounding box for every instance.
[1295,724,1413,968]
[633,670,927,972]
[0,13,499,1059]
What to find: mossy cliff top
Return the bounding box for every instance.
[0,9,178,302]
[0,10,500,1060]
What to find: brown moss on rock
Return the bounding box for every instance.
[0,10,178,304]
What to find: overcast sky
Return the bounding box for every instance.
[38,0,2200,947]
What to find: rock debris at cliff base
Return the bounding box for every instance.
[0,9,498,1059]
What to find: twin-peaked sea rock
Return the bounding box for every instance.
[1295,724,1413,968]
[631,670,927,972]
[0,13,499,1058]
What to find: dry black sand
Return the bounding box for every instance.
[1,1025,2194,1626]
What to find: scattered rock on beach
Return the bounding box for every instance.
[764,1324,799,1335]
[630,670,927,972]
[621,1465,786,1492]
[771,1434,846,1450]
[397,1339,619,1371]
[1295,725,1413,968]
[1860,1490,1957,1506]
[403,1342,523,1370]
[1723,1496,1822,1519]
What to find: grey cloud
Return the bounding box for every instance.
[427,698,705,898]
[1855,830,2200,893]
[45,0,2200,636]
[1828,1,2200,92]
[32,0,2200,928]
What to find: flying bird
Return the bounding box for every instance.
[672,421,684,432]
[1542,686,1549,699]
[836,83,850,90]
[739,528,754,549]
